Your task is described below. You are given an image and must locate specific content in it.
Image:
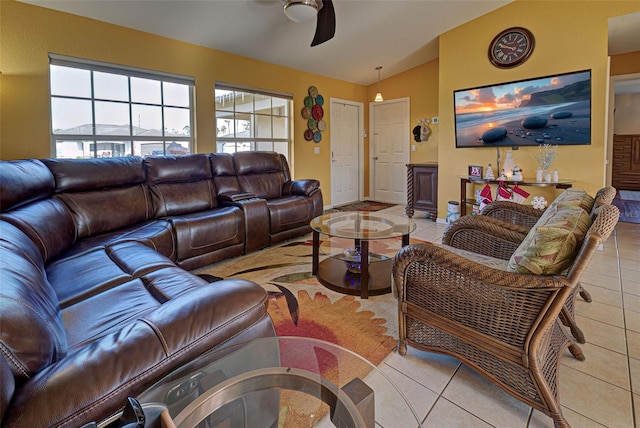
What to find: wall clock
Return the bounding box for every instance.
[488,27,535,68]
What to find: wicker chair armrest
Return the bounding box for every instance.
[443,215,528,260]
[481,201,543,228]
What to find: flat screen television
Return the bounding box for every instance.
[454,69,591,148]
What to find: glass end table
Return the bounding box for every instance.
[137,337,422,428]
[310,212,416,299]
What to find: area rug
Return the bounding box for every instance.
[613,192,640,224]
[193,236,425,426]
[619,190,640,201]
[331,200,396,212]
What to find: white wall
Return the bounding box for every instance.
[614,92,640,134]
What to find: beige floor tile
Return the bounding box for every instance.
[383,346,460,394]
[619,248,640,261]
[423,397,493,428]
[630,357,640,394]
[375,361,439,424]
[576,315,627,354]
[621,266,640,281]
[621,276,640,297]
[527,410,556,428]
[588,252,620,268]
[581,271,622,292]
[561,342,630,390]
[625,308,640,334]
[575,300,624,327]
[581,284,622,308]
[584,261,620,278]
[620,258,640,272]
[628,330,640,360]
[559,365,634,428]
[624,292,640,313]
[442,365,530,427]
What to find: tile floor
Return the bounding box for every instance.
[375,204,639,428]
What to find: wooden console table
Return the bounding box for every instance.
[459,177,574,216]
[406,164,438,220]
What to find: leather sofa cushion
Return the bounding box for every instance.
[210,153,243,195]
[56,185,153,239]
[1,198,76,262]
[47,241,176,309]
[62,219,176,261]
[0,222,67,379]
[170,207,245,261]
[233,152,286,200]
[147,155,219,216]
[0,159,54,211]
[44,157,145,192]
[267,196,315,234]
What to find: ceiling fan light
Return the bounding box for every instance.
[284,0,319,23]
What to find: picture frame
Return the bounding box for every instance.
[468,165,483,180]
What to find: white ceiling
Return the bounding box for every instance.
[20,0,514,85]
[19,1,640,87]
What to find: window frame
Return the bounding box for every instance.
[49,54,195,158]
[215,82,293,160]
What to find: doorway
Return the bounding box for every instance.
[369,98,410,204]
[329,98,364,207]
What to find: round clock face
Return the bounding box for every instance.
[489,27,535,68]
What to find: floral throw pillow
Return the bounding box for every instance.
[508,204,591,275]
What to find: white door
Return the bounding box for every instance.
[370,98,410,204]
[330,99,363,207]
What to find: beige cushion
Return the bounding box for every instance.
[508,204,591,275]
[437,243,510,271]
[550,188,594,213]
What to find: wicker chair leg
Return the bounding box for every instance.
[551,412,571,428]
[398,339,408,356]
[568,342,585,361]
[560,306,585,345]
[578,283,592,303]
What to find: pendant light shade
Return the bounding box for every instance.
[374,66,384,102]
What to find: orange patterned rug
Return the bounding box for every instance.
[194,236,425,426]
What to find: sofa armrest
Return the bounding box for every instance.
[481,201,544,228]
[282,179,320,197]
[218,191,256,203]
[442,215,529,260]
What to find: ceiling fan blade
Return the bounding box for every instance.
[310,0,335,46]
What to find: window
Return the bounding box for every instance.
[215,84,292,160]
[49,55,194,158]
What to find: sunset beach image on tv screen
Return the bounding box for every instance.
[454,70,591,148]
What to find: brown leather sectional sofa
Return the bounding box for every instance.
[0,151,323,427]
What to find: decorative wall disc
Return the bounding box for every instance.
[312,104,324,120]
[301,107,312,119]
[308,86,318,98]
[315,94,324,105]
[317,120,326,131]
[313,131,322,143]
[304,96,314,108]
[308,119,317,131]
[304,129,314,141]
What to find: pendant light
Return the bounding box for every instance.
[374,66,384,102]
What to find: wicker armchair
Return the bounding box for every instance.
[477,186,617,343]
[393,205,619,428]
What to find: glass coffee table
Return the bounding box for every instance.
[310,212,416,299]
[137,337,421,428]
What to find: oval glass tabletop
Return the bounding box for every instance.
[310,212,416,241]
[137,336,422,428]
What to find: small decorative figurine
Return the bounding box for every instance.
[484,163,495,180]
[511,166,523,181]
[498,169,508,181]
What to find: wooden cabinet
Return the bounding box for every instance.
[612,135,640,191]
[406,164,438,220]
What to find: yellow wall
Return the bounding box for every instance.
[0,0,366,204]
[437,0,640,217]
[366,60,440,164]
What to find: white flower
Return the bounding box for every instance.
[532,195,547,210]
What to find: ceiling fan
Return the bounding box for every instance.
[283,0,336,46]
